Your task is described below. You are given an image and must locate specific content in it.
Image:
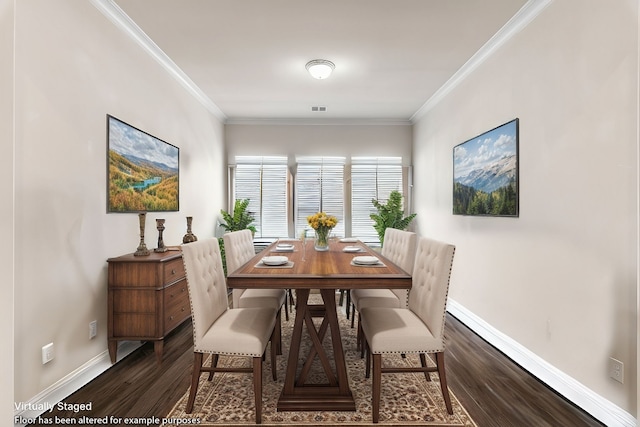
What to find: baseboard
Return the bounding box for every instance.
[13,341,141,427]
[447,299,636,427]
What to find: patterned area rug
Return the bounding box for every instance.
[165,294,477,426]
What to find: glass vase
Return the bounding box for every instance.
[314,229,330,251]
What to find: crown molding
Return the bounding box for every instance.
[410,0,553,123]
[224,118,412,126]
[90,0,227,122]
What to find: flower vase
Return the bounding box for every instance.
[314,229,330,251]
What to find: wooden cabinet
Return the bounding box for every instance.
[107,250,190,364]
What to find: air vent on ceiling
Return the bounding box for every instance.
[311,106,327,112]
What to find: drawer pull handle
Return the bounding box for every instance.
[171,269,176,275]
[169,316,174,321]
[181,307,185,312]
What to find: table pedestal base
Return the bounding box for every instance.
[277,289,357,412]
[277,388,356,411]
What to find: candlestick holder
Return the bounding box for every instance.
[154,218,168,253]
[134,213,150,256]
[182,216,198,244]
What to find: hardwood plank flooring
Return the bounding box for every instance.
[32,309,604,426]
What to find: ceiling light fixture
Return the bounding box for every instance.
[305,59,335,80]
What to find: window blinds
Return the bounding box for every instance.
[233,156,288,238]
[295,156,345,238]
[351,157,403,241]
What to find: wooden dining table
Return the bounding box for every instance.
[226,238,412,412]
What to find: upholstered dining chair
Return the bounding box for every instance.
[360,236,455,423]
[223,229,287,354]
[181,238,278,424]
[350,228,417,354]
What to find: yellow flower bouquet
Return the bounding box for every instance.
[307,212,338,251]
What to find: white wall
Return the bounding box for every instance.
[13,0,225,410]
[225,123,413,166]
[413,0,638,420]
[2,0,15,424]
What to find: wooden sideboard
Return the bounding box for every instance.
[107,250,190,364]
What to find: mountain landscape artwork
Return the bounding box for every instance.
[453,119,518,216]
[107,115,179,212]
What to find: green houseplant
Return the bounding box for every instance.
[220,198,257,234]
[370,190,416,247]
[218,199,257,275]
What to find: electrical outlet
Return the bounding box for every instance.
[42,343,54,364]
[609,357,624,383]
[89,320,97,339]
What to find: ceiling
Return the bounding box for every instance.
[109,0,529,123]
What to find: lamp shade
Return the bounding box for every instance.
[305,59,335,79]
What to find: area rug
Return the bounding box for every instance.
[165,294,477,426]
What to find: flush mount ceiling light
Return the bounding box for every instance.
[305,59,335,79]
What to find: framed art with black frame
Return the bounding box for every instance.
[453,118,519,217]
[107,115,179,213]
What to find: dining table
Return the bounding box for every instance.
[226,237,412,412]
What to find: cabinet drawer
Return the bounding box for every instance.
[163,258,185,285]
[164,279,190,331]
[164,279,189,308]
[112,289,156,313]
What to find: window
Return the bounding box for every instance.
[351,157,404,241]
[231,156,288,238]
[295,156,345,238]
[230,155,409,241]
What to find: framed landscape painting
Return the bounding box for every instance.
[107,115,179,212]
[453,118,519,217]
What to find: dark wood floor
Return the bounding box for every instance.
[33,304,604,427]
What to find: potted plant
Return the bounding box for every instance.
[218,199,257,275]
[370,190,416,247]
[220,198,257,234]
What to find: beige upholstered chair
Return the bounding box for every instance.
[181,238,278,424]
[350,228,417,352]
[360,236,455,423]
[223,229,287,354]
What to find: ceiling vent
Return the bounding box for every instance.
[311,106,327,112]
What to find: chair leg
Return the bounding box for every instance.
[288,289,295,311]
[208,354,219,381]
[435,352,453,415]
[284,296,289,321]
[186,352,204,413]
[419,353,431,381]
[350,303,356,328]
[270,327,278,381]
[275,308,283,355]
[372,353,382,423]
[252,356,263,424]
[365,341,371,379]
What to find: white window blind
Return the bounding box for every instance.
[233,156,288,238]
[295,156,345,238]
[351,157,403,241]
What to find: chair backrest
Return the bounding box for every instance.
[408,237,455,347]
[381,228,417,306]
[223,229,256,307]
[181,238,229,350]
[223,229,256,273]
